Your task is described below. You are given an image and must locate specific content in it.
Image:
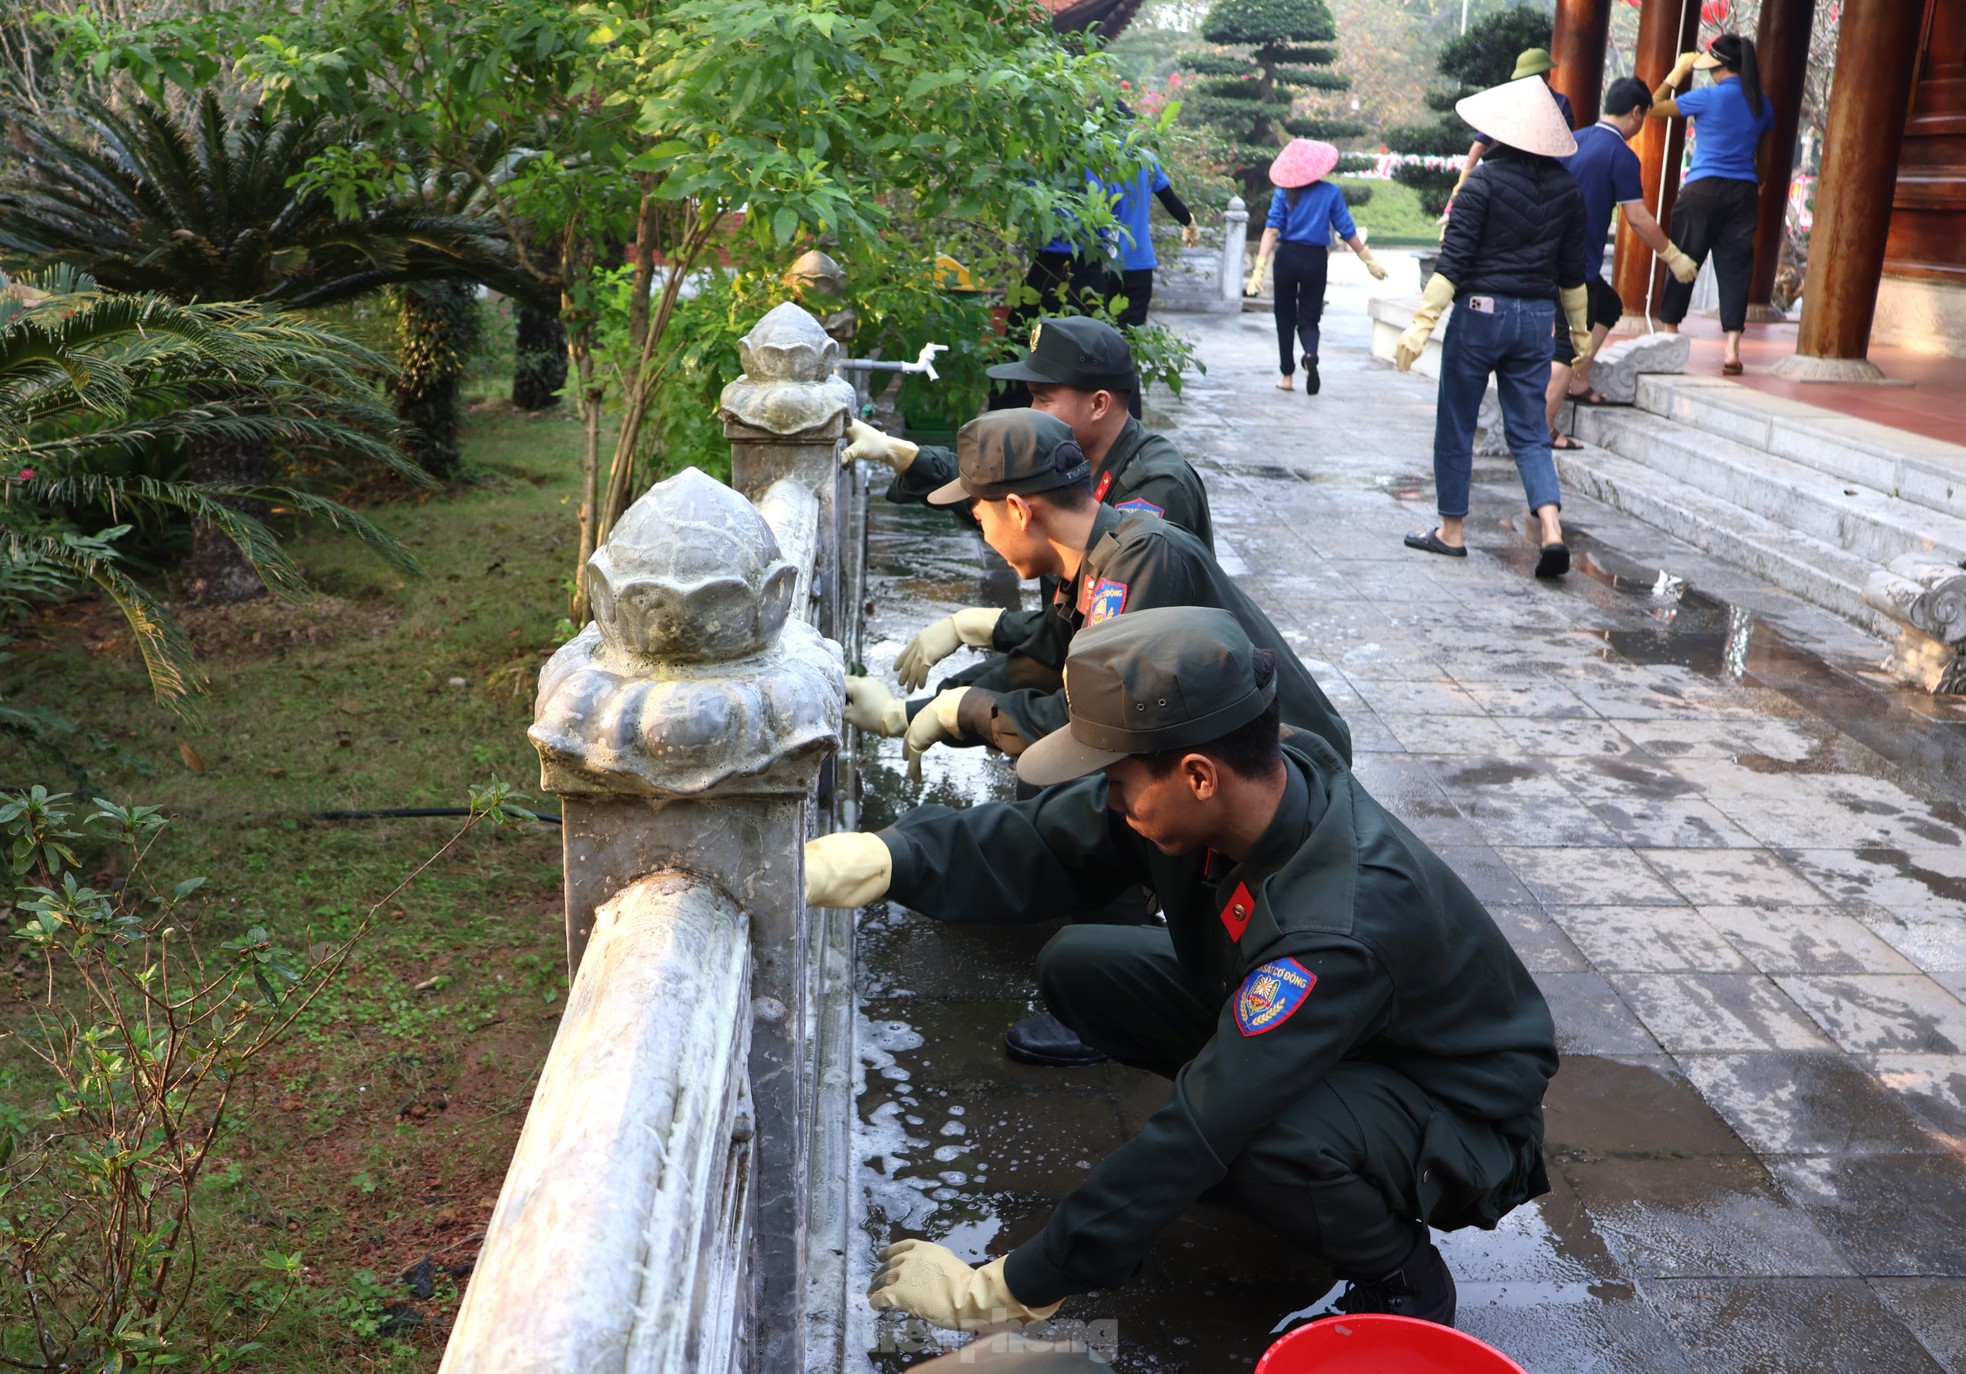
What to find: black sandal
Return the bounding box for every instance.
[1535,542,1571,578]
[1404,528,1467,558]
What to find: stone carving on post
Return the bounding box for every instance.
[530,463,843,1373]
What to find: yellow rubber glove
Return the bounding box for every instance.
[893,607,1002,692]
[843,418,919,474]
[866,1240,1061,1332]
[1243,249,1271,297]
[1395,272,1457,373]
[804,833,893,907]
[1181,223,1202,249]
[1660,243,1699,284]
[902,686,969,767]
[1356,244,1389,281]
[843,676,907,737]
[1560,284,1592,367]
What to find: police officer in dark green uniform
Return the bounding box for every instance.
[807,607,1558,1334]
[847,409,1348,771]
[842,316,1212,697]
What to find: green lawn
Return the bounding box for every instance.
[1339,175,1441,247]
[1,405,593,1369]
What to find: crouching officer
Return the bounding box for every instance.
[808,607,1558,1332]
[844,409,1348,771]
[842,317,1213,694]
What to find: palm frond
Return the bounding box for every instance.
[8,530,207,709]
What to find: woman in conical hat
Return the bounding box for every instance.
[1244,139,1388,395]
[1393,76,1590,580]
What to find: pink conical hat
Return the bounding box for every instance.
[1269,139,1340,190]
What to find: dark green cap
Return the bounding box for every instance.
[987,316,1138,393]
[1017,607,1277,786]
[927,409,1091,507]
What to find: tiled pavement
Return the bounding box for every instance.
[849,250,1966,1373]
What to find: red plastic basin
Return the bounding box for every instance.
[1256,1315,1528,1373]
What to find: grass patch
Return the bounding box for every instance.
[1341,175,1443,247]
[1,405,592,1369]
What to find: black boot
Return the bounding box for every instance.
[1335,1231,1456,1326]
[1004,1011,1109,1067]
[1304,358,1321,395]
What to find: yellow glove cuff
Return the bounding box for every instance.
[1420,272,1456,314]
[1559,283,1590,342]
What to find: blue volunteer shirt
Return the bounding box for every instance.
[1115,153,1173,271]
[1678,78,1774,184]
[1561,121,1645,278]
[1041,170,1122,254]
[1266,179,1356,246]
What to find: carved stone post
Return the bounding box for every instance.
[721,303,857,641]
[1221,197,1249,305]
[529,468,844,1372]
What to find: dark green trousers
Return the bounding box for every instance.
[1037,925,1525,1279]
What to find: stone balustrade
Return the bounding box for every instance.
[441,303,855,1374]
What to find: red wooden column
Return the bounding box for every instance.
[1551,0,1613,130]
[1614,0,1702,319]
[1777,0,1926,378]
[1749,0,1818,315]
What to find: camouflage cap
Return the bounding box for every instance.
[926,409,1091,507]
[1017,606,1277,786]
[987,315,1139,393]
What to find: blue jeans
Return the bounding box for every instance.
[1431,293,1561,520]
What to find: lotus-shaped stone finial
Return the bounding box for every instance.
[737,302,838,382]
[586,467,796,664]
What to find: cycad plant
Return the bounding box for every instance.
[0,268,422,728]
[0,90,524,592]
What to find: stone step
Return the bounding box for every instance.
[1553,442,1883,630]
[1570,405,1966,571]
[1630,374,1966,527]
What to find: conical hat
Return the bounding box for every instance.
[1269,139,1340,190]
[1455,76,1577,158]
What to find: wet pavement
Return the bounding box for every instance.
[845,250,1966,1373]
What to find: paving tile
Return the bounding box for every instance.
[1543,1055,1748,1158]
[1381,711,1524,757]
[1784,849,1966,922]
[1848,903,1966,973]
[1340,675,1481,716]
[1675,1053,1946,1156]
[1609,973,1838,1053]
[1532,972,1663,1056]
[1698,905,1921,975]
[1422,756,1626,850]
[1546,753,1705,803]
[1868,1278,1966,1372]
[1581,797,1763,849]
[1454,681,1599,719]
[1774,974,1966,1054]
[1864,1054,1966,1142]
[1454,1283,1701,1374]
[1561,1154,1851,1278]
[1769,1154,1966,1276]
[1638,847,1830,907]
[1499,848,1688,907]
[1487,903,1591,973]
[1644,1277,1947,1373]
[1548,906,1751,973]
[1617,717,1836,763]
[1347,754,1483,846]
[1493,715,1645,757]
[1433,844,1539,906]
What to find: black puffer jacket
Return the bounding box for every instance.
[1436,146,1588,302]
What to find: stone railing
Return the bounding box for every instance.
[440,303,858,1374]
[1144,196,1248,314]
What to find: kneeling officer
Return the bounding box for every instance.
[808,607,1558,1331]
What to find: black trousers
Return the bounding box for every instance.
[1659,176,1758,333]
[1037,925,1529,1279]
[1274,241,1329,374]
[1111,267,1154,327]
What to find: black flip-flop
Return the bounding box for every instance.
[1535,542,1571,579]
[1567,388,1611,405]
[1552,434,1584,451]
[1404,528,1467,558]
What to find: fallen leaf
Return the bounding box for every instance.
[178,743,207,773]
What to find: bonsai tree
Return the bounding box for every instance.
[1387,4,1556,219]
[1181,0,1363,211]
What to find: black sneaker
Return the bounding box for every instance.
[1004,1011,1109,1067]
[1334,1234,1456,1326]
[1304,359,1321,395]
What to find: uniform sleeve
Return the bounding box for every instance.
[882,445,958,505]
[1675,86,1712,120]
[1330,187,1358,242]
[1433,171,1486,287]
[1005,940,1395,1304]
[878,780,1143,923]
[1115,465,1213,552]
[1612,143,1645,207]
[1151,157,1171,194]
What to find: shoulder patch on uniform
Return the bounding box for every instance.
[1234,958,1315,1036]
[1086,578,1128,625]
[1219,881,1254,942]
[1114,497,1165,518]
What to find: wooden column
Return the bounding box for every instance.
[1551,0,1613,129]
[1778,0,1925,378]
[1614,0,1702,318]
[1749,0,1818,314]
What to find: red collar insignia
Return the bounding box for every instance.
[1093,470,1114,502]
[1219,881,1254,942]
